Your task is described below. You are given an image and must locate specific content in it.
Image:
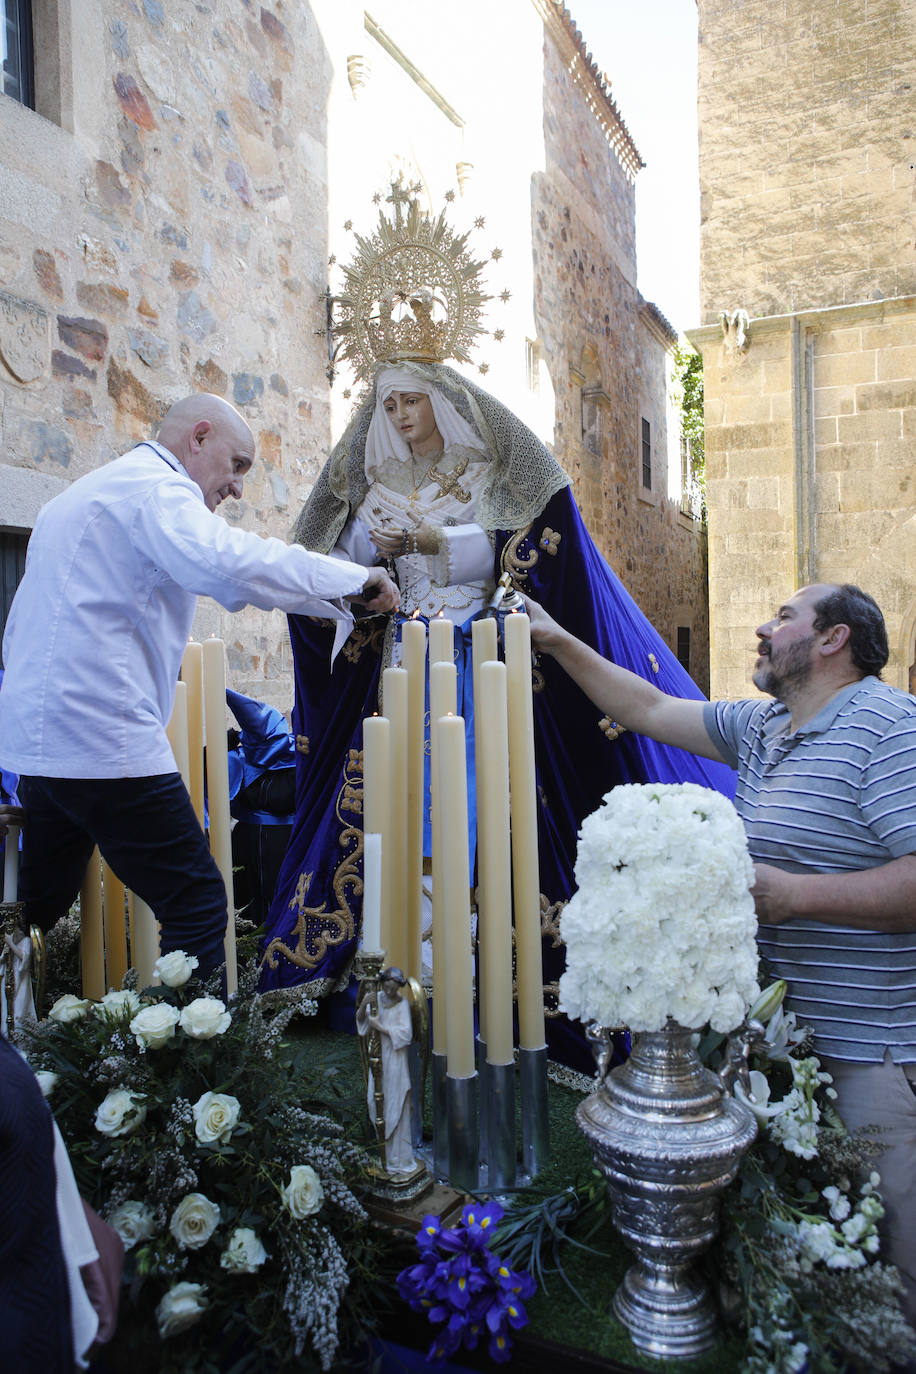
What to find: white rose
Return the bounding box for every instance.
[220,1226,267,1274]
[156,1281,208,1338]
[192,1091,241,1146]
[169,1193,221,1250]
[282,1164,324,1219]
[179,997,231,1039]
[130,1002,181,1049]
[95,1087,147,1137]
[95,989,142,1018]
[35,1071,58,1098]
[154,950,199,988]
[48,993,90,1023]
[108,1199,156,1249]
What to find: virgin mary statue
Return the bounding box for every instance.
[259,191,733,1068]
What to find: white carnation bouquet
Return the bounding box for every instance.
[559,782,759,1033]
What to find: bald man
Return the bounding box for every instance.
[0,394,398,980]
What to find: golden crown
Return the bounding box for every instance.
[328,179,504,387]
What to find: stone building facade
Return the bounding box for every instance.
[0,0,710,708]
[690,0,916,698]
[532,7,710,686]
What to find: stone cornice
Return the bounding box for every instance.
[686,294,916,350]
[532,0,645,181]
[640,301,679,349]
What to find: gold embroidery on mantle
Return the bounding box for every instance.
[598,716,627,741]
[539,527,561,556]
[295,735,310,755]
[648,652,660,674]
[540,892,566,949]
[499,523,537,582]
[261,748,365,974]
[532,664,545,694]
[340,748,363,814]
[343,618,387,665]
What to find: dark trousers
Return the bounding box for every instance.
[18,773,228,982]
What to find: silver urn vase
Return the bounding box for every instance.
[577,1021,757,1360]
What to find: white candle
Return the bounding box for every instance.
[132,894,161,988]
[429,613,454,664]
[471,615,498,1044]
[382,667,409,973]
[402,617,427,982]
[362,833,383,950]
[101,860,128,992]
[438,714,475,1079]
[202,637,237,995]
[362,714,391,955]
[476,661,514,1067]
[429,661,458,1052]
[181,641,205,826]
[3,823,19,903]
[167,680,191,792]
[80,848,105,1001]
[504,611,546,1050]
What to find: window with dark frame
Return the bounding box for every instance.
[676,626,691,673]
[0,530,29,666]
[2,0,34,109]
[641,417,651,489]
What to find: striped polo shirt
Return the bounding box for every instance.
[703,678,916,1063]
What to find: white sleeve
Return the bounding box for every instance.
[427,523,494,587]
[334,516,377,567]
[137,480,369,616]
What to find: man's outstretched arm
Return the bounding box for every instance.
[525,597,725,763]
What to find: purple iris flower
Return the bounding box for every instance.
[395,1201,534,1364]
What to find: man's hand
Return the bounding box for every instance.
[348,568,400,614]
[751,863,798,923]
[752,854,916,933]
[0,803,24,838]
[523,595,566,653]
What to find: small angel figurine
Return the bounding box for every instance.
[356,966,425,1175]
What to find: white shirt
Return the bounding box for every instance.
[0,442,368,779]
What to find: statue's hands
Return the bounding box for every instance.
[369,511,440,558]
[348,569,400,614]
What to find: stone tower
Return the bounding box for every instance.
[690,0,916,697]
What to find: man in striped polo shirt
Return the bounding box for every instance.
[526,582,916,1320]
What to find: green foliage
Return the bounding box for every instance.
[20,961,393,1374]
[672,342,706,515]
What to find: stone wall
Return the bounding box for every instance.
[534,22,711,689]
[698,0,916,322]
[694,0,916,698]
[0,1,333,703]
[0,0,711,709]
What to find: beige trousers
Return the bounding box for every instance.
[821,1052,916,1331]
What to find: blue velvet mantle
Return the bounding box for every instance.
[259,487,735,1068]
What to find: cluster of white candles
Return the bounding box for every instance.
[362,610,546,1077]
[77,637,238,997]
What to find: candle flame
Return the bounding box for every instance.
[411,609,420,619]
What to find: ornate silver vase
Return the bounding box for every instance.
[577,1021,757,1360]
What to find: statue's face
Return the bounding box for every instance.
[382,390,440,453]
[380,976,402,1002]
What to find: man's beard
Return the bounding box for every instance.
[752,634,816,699]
